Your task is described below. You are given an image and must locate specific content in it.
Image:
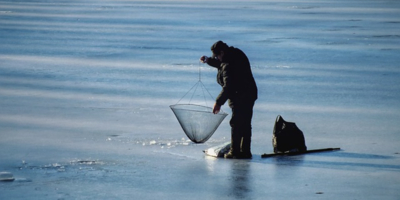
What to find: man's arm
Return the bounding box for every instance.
[215,63,233,106]
[200,55,221,69]
[206,57,222,69]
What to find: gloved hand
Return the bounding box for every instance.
[199,55,208,63]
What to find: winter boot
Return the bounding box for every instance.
[240,136,252,159]
[224,131,241,159]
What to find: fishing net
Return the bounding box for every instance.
[170,65,228,143]
[170,104,228,143]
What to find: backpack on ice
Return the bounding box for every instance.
[272,115,307,153]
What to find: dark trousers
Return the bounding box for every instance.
[229,99,255,154]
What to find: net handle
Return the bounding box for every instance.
[175,63,215,106]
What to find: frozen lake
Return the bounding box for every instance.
[1,0,399,199]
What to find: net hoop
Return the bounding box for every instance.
[170,104,228,116]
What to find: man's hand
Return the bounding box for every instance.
[200,55,208,63]
[213,103,221,114]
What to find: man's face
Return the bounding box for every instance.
[216,51,224,62]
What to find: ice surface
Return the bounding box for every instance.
[1,0,400,199]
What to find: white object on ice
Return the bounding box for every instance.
[203,142,231,157]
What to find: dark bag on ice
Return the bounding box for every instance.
[272,115,307,153]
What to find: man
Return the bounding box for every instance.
[200,41,258,159]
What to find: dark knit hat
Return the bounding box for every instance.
[211,41,228,58]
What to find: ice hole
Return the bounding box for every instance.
[0,172,15,182]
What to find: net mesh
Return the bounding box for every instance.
[170,104,228,143]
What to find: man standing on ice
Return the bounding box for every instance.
[200,41,258,159]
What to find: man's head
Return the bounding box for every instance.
[211,41,228,61]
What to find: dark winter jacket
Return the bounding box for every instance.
[207,46,258,107]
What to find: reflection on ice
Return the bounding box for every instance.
[229,161,251,199]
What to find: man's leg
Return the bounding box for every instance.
[240,100,254,157]
[225,109,241,158]
[224,100,255,159]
